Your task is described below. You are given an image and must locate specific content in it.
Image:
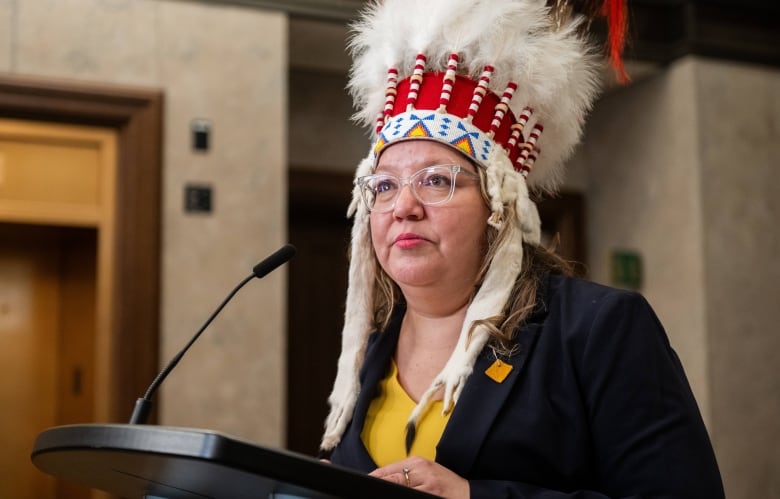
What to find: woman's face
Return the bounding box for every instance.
[370,140,490,297]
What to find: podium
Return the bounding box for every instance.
[32,424,438,498]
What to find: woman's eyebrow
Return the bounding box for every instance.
[376,158,459,171]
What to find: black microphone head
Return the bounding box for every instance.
[252,244,297,278]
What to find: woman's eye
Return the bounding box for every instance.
[420,174,450,187]
[374,179,396,193]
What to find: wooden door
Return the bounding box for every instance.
[0,224,96,499]
[286,169,352,455]
[0,75,162,498]
[0,118,115,499]
[0,226,60,498]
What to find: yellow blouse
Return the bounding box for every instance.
[360,360,452,466]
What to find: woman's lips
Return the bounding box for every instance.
[394,233,426,249]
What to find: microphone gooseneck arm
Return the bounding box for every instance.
[129,244,297,425]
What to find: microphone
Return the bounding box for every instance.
[129,243,297,425]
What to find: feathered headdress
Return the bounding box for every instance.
[321,0,629,453]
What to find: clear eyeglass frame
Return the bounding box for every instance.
[356,164,480,213]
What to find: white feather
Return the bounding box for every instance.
[348,0,600,190]
[321,155,375,451]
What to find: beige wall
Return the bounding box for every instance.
[0,0,288,446]
[580,58,710,421]
[697,59,780,499]
[579,56,780,499]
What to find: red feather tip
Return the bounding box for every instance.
[600,0,630,83]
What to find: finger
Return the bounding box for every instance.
[369,464,402,478]
[372,470,406,486]
[368,468,388,478]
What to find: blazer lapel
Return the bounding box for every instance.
[435,321,543,474]
[340,314,403,470]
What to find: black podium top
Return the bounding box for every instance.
[32,424,439,499]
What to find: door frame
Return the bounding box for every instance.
[0,74,163,423]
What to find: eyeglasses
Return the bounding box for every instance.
[357,164,480,213]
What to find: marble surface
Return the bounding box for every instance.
[0,0,12,71]
[582,57,710,425]
[697,58,780,499]
[15,0,159,84]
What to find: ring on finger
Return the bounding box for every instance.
[402,467,411,487]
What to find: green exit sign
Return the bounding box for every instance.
[611,250,643,290]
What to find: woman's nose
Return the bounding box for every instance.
[392,183,424,219]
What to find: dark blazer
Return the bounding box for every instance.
[328,274,725,498]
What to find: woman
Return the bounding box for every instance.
[320,0,725,497]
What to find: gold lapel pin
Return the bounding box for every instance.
[485,359,513,383]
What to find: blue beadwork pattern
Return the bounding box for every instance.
[373,111,495,165]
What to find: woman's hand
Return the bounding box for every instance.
[369,456,469,499]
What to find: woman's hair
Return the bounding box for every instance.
[369,163,578,351]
